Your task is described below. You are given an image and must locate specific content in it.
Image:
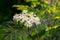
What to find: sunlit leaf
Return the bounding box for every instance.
[52,25,59,29]
[55,16,60,19]
[12,5,29,10]
[25,0,38,2]
[46,25,59,31]
[46,27,51,31]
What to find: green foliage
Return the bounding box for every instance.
[0,0,60,40]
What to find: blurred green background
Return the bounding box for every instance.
[0,0,60,40]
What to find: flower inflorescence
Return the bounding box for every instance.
[13,10,41,27]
